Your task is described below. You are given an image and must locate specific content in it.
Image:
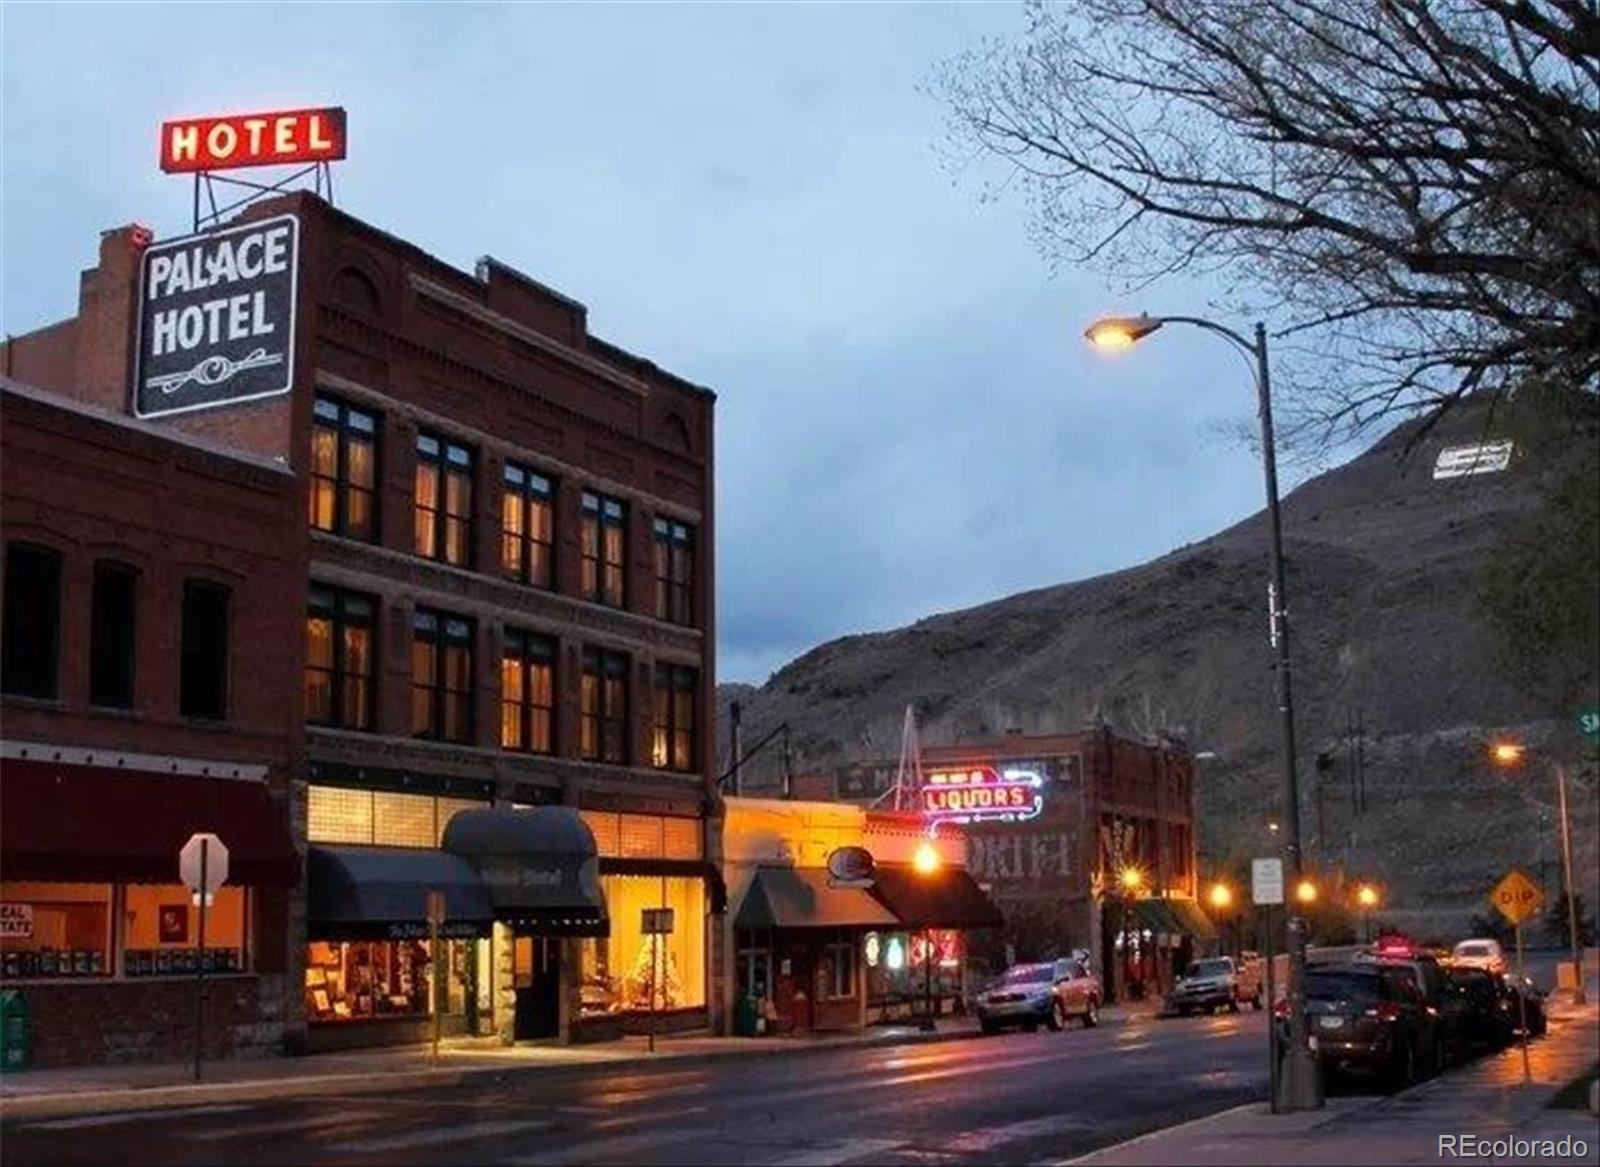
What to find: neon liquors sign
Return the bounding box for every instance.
[134,215,298,418]
[920,766,1045,826]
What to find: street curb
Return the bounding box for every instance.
[1045,1102,1263,1165]
[0,1025,986,1122]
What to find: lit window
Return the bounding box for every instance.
[580,647,629,763]
[305,587,375,730]
[501,628,555,754]
[652,518,695,626]
[309,396,378,540]
[412,610,475,743]
[502,464,556,588]
[651,664,697,772]
[415,434,474,566]
[581,492,627,608]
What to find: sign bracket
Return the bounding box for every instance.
[192,162,333,233]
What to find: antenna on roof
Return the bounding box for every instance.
[892,704,925,813]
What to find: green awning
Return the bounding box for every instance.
[1166,897,1218,940]
[736,867,899,930]
[1129,897,1216,940]
[1131,898,1178,934]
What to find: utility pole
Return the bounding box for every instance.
[730,701,744,797]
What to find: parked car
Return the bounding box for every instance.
[1499,971,1548,1037]
[1358,942,1449,1075]
[1440,965,1514,1058]
[1167,955,1263,1015]
[1451,938,1508,975]
[1281,963,1435,1090]
[976,958,1101,1034]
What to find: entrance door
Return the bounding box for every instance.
[513,936,561,1040]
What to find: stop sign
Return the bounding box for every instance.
[179,833,230,895]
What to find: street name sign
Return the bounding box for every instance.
[1490,869,1545,926]
[1251,858,1284,905]
[1578,708,1599,742]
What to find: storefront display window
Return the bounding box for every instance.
[305,939,431,1022]
[0,882,111,979]
[122,884,247,977]
[735,928,772,1001]
[821,932,856,999]
[579,875,705,1016]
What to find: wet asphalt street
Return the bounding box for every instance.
[1,1011,1270,1167]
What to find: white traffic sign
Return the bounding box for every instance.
[1252,857,1284,905]
[179,833,229,895]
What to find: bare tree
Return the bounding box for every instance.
[933,0,1600,438]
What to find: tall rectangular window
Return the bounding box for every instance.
[89,561,138,709]
[502,464,555,588]
[581,491,627,608]
[1,543,62,699]
[412,609,474,742]
[652,518,695,626]
[305,587,376,729]
[501,628,555,753]
[580,647,629,764]
[415,433,474,567]
[308,396,378,541]
[180,581,230,720]
[651,664,697,772]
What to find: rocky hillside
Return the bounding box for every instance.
[719,398,1599,934]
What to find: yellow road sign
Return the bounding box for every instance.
[1490,869,1545,926]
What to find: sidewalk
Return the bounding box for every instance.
[1066,985,1600,1166]
[0,1017,982,1121]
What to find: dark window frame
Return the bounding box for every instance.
[411,608,475,743]
[652,517,695,626]
[89,560,139,709]
[179,580,230,721]
[305,586,377,730]
[651,663,697,772]
[501,463,556,589]
[501,627,556,754]
[580,647,630,764]
[1,542,63,700]
[414,432,475,567]
[580,491,627,608]
[309,395,380,542]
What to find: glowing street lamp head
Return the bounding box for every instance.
[1208,882,1233,910]
[1356,884,1380,909]
[1118,866,1145,893]
[1490,739,1527,768]
[1296,879,1319,905]
[1085,314,1163,349]
[912,841,942,876]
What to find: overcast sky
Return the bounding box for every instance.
[2,3,1338,684]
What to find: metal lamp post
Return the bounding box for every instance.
[1086,313,1322,1111]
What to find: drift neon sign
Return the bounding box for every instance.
[921,767,1044,825]
[160,107,347,173]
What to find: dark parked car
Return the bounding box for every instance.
[1499,971,1548,1037]
[1441,966,1514,1058]
[1280,963,1435,1090]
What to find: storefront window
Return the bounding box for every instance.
[122,885,247,976]
[579,811,702,860]
[821,932,857,999]
[307,786,488,847]
[579,875,705,1016]
[306,939,431,1022]
[0,882,111,979]
[735,928,772,1001]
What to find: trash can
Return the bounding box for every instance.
[1,990,29,1072]
[733,994,758,1037]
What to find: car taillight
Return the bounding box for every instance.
[1363,1002,1403,1022]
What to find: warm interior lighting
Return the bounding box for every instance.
[1085,314,1163,348]
[912,842,942,876]
[1208,882,1233,910]
[1296,879,1319,904]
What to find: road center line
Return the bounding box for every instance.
[327,1118,552,1154]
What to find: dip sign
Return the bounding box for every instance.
[134,215,298,419]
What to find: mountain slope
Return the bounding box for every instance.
[718,398,1599,929]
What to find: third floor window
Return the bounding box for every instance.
[411,609,474,743]
[305,586,375,730]
[581,491,626,608]
[500,628,555,754]
[652,518,695,626]
[502,464,555,589]
[415,433,473,567]
[309,396,378,541]
[580,647,629,764]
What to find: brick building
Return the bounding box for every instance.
[2,191,719,1060]
[815,727,1211,1000]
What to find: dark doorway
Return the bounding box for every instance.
[513,936,560,1040]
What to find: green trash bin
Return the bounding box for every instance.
[1,990,28,1072]
[733,995,758,1037]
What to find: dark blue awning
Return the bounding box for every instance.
[307,845,494,940]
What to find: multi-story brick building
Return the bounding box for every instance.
[2,190,719,1059]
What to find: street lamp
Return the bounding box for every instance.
[1087,310,1321,1111]
[1209,881,1237,956]
[1488,738,1586,1004]
[1355,884,1380,944]
[1295,879,1319,906]
[912,842,943,1030]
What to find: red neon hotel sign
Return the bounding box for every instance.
[160,107,347,174]
[921,767,1044,825]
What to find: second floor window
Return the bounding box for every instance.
[305,587,375,730]
[651,664,697,772]
[415,433,473,566]
[652,518,695,626]
[412,609,474,742]
[502,464,555,588]
[89,560,138,709]
[1,542,62,700]
[309,396,378,540]
[179,581,230,721]
[580,647,629,764]
[500,628,555,753]
[581,491,626,608]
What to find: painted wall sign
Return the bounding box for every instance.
[134,214,299,419]
[160,107,347,173]
[1433,440,1514,479]
[0,903,33,939]
[921,767,1044,825]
